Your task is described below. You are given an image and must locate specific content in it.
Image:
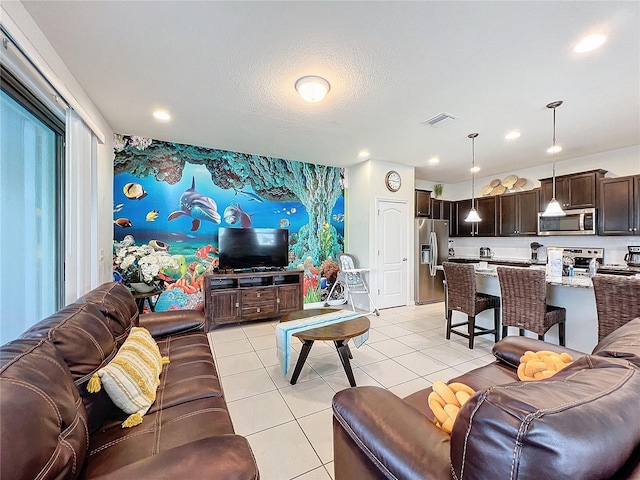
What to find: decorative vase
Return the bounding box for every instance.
[130,282,158,293]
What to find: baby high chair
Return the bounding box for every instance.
[325,253,379,316]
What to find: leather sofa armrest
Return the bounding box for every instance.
[139,309,205,338]
[332,386,452,480]
[492,336,585,369]
[87,436,259,480]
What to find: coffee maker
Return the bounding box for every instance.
[625,246,640,267]
[530,242,543,261]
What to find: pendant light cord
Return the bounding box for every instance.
[552,106,557,199]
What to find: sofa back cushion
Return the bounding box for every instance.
[75,282,139,345]
[20,302,120,434]
[0,338,88,480]
[593,317,640,368]
[450,355,640,480]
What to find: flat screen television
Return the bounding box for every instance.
[218,228,289,270]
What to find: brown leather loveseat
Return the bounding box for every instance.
[0,282,259,479]
[333,318,640,479]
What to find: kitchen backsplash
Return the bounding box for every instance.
[451,235,636,265]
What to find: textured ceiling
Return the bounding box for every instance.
[21,1,640,183]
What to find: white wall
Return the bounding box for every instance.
[346,160,416,306]
[2,1,115,287]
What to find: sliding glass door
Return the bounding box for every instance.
[0,71,64,342]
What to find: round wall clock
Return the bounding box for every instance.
[385,170,401,192]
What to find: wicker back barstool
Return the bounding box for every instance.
[591,274,640,342]
[443,262,501,349]
[496,267,566,346]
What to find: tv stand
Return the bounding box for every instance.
[204,270,304,330]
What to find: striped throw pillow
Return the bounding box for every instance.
[87,326,168,427]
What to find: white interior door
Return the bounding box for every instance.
[376,199,408,309]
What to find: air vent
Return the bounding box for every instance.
[425,112,457,128]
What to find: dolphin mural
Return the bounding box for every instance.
[168,177,221,231]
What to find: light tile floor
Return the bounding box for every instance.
[207,303,496,480]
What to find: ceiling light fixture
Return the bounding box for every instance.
[428,156,440,165]
[465,133,481,223]
[574,34,606,53]
[542,101,566,217]
[295,76,330,103]
[153,110,171,121]
[470,165,480,173]
[505,131,521,140]
[358,150,370,158]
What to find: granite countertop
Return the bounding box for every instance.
[597,264,640,275]
[473,266,593,289]
[448,256,546,266]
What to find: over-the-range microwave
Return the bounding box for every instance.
[537,208,597,235]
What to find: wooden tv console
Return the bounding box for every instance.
[204,270,304,330]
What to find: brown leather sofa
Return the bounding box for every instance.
[0,282,259,479]
[333,318,640,480]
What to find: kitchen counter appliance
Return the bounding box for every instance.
[625,246,640,267]
[537,208,597,235]
[479,247,493,258]
[557,247,604,276]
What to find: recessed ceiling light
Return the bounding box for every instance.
[574,34,606,53]
[153,110,171,121]
[505,131,521,140]
[547,145,563,154]
[470,166,481,173]
[358,150,370,158]
[295,76,330,103]
[428,156,440,165]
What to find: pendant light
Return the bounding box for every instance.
[541,101,566,217]
[465,133,481,223]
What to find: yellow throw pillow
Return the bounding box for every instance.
[517,350,573,381]
[428,381,475,434]
[87,327,169,427]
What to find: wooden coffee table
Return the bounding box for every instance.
[280,308,370,387]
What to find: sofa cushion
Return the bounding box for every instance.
[451,355,640,480]
[19,302,120,434]
[90,327,167,427]
[75,282,139,345]
[0,338,89,480]
[593,317,640,368]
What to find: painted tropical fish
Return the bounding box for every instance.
[280,218,290,228]
[195,244,219,259]
[168,177,221,231]
[113,203,124,213]
[146,209,160,221]
[233,187,264,203]
[149,239,169,251]
[114,218,132,228]
[332,213,345,222]
[223,203,252,227]
[123,183,148,200]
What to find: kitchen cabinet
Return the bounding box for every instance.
[598,175,640,235]
[455,197,496,237]
[540,169,606,211]
[498,190,540,236]
[431,198,456,236]
[415,190,431,217]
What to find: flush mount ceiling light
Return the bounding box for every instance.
[428,156,440,165]
[295,76,330,103]
[358,150,370,158]
[574,34,606,53]
[505,131,521,140]
[542,101,566,217]
[153,110,171,121]
[465,133,481,223]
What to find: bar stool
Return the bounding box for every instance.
[591,274,640,341]
[496,267,566,346]
[443,262,501,349]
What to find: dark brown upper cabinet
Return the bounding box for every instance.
[455,197,496,237]
[539,169,606,211]
[498,190,540,236]
[598,175,640,235]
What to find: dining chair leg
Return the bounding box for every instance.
[502,325,508,339]
[538,334,544,341]
[468,315,475,349]
[518,328,525,337]
[559,322,566,346]
[493,308,500,342]
[446,310,453,339]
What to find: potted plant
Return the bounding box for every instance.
[433,183,444,198]
[114,243,178,292]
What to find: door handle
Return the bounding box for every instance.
[402,257,407,261]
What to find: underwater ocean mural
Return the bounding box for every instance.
[113,134,345,311]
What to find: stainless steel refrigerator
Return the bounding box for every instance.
[415,219,449,304]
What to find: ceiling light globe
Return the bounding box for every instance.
[295,76,330,103]
[542,199,567,217]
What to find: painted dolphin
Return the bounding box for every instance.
[223,203,253,227]
[168,177,221,231]
[233,187,264,203]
